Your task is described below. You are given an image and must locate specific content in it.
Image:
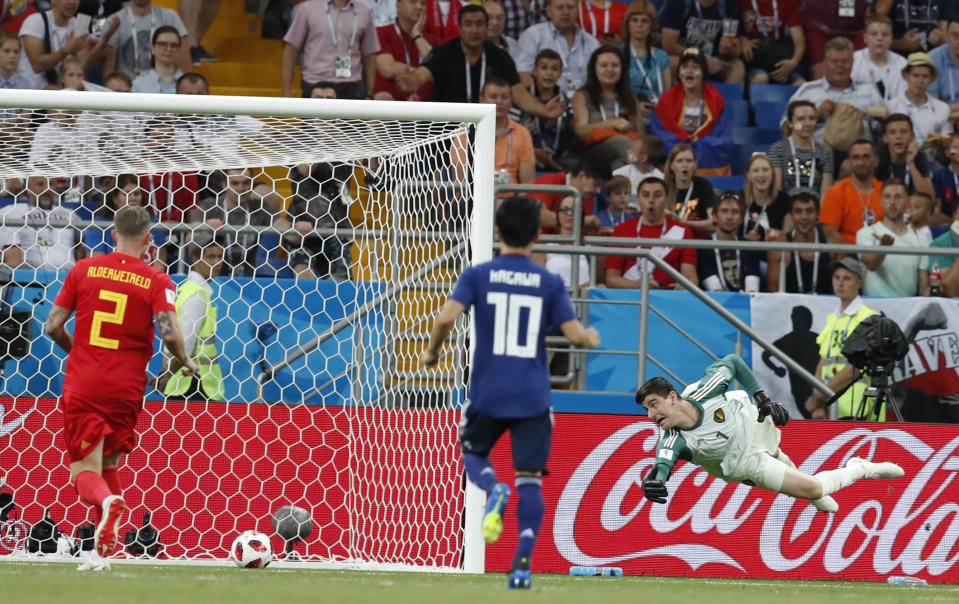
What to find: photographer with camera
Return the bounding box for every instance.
[803,257,880,421]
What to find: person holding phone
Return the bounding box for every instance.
[17,0,89,88]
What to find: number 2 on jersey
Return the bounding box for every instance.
[486,292,542,358]
[89,289,128,349]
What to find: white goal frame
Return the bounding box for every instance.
[0,89,495,573]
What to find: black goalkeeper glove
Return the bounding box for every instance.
[755,390,789,427]
[642,477,668,504]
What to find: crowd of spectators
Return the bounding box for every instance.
[0,1,958,295]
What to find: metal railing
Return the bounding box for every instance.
[491,183,952,400]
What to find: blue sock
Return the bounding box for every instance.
[512,477,544,568]
[463,453,498,493]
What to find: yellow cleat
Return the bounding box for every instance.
[482,483,510,544]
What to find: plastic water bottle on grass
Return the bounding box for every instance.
[886,576,928,586]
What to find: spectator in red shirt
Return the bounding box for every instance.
[578,0,628,43]
[737,0,805,85]
[605,177,698,289]
[1,0,35,34]
[139,117,200,224]
[798,0,868,80]
[530,157,608,232]
[374,0,439,100]
[424,0,463,43]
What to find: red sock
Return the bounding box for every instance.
[74,471,113,509]
[101,468,122,496]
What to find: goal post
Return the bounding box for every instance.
[0,89,494,572]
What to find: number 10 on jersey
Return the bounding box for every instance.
[486,292,542,359]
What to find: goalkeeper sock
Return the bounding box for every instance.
[513,476,544,565]
[464,453,498,493]
[814,465,864,498]
[75,471,112,509]
[101,468,122,495]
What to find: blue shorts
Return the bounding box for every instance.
[459,404,553,473]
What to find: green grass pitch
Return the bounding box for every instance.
[1,562,958,604]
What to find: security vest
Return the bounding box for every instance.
[816,302,880,420]
[164,278,224,401]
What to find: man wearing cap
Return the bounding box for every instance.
[886,52,952,148]
[803,257,880,421]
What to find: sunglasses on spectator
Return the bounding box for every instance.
[718,191,742,202]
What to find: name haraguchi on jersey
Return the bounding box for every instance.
[450,254,577,418]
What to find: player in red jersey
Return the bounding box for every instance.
[44,205,197,569]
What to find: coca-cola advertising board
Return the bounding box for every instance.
[3,397,958,583]
[487,415,959,583]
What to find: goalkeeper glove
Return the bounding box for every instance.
[642,477,668,504]
[755,390,789,427]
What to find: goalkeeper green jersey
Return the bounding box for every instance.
[648,355,767,483]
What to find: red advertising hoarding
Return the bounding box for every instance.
[2,398,958,583]
[487,415,959,583]
[0,398,463,566]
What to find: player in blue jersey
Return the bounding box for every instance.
[420,195,600,589]
[637,355,905,514]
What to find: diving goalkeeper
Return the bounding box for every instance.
[637,354,904,512]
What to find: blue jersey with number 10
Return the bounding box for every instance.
[450,254,578,418]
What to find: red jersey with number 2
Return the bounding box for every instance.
[54,253,176,401]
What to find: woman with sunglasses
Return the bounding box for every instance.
[533,195,593,288]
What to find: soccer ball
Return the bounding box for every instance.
[230,530,272,568]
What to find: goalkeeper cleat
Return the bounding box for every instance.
[508,556,531,589]
[483,483,510,544]
[847,457,905,480]
[812,495,838,513]
[94,495,125,557]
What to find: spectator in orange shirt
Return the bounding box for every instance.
[819,139,884,246]
[483,77,536,186]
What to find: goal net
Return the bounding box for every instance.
[0,90,495,571]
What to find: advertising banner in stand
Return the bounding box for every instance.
[750,294,959,423]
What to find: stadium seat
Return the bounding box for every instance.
[733,127,782,146]
[712,83,743,99]
[749,84,799,108]
[727,99,750,127]
[753,101,788,129]
[704,175,745,192]
[732,143,768,174]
